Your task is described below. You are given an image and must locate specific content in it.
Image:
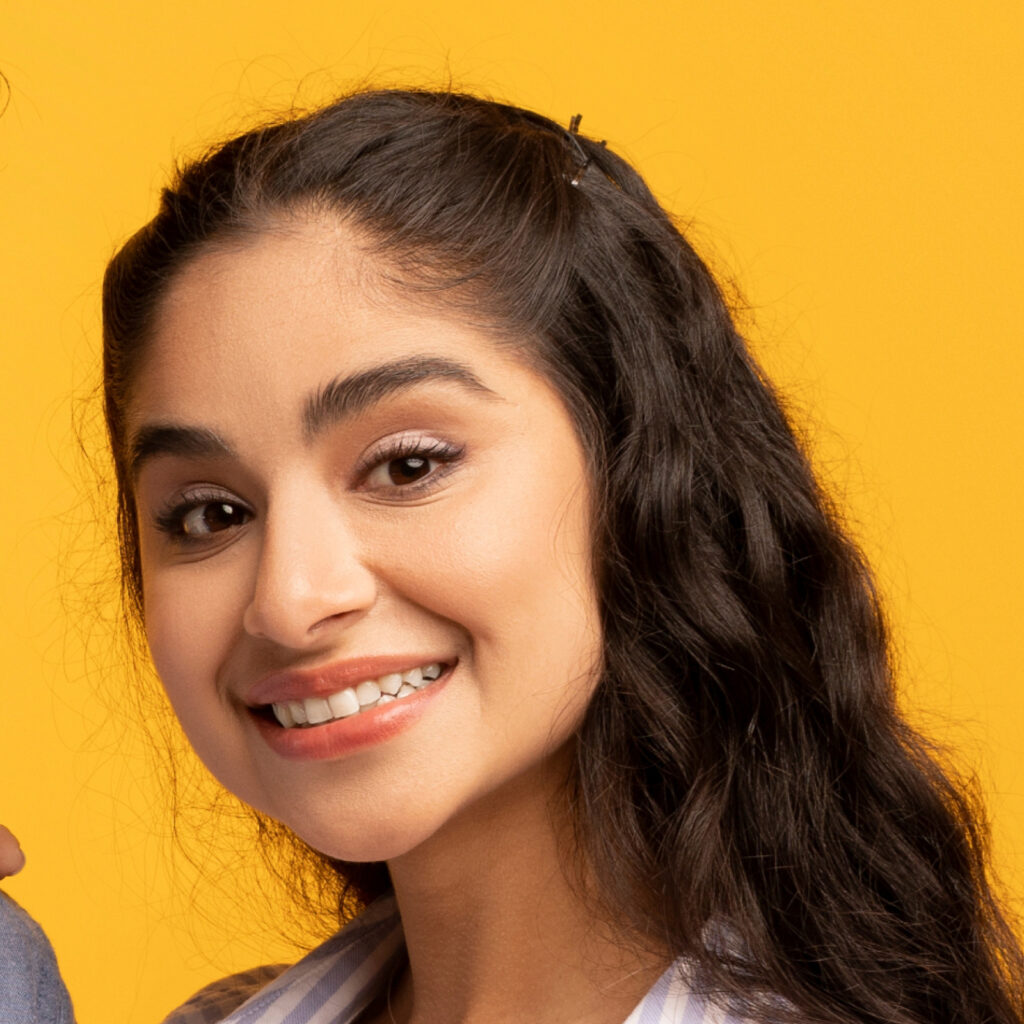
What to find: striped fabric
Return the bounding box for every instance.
[163,894,738,1024]
[622,966,735,1024]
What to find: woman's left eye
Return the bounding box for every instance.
[360,437,463,494]
[370,455,437,487]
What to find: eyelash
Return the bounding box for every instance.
[151,435,465,543]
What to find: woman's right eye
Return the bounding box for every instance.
[155,497,252,541]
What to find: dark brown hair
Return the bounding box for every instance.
[103,88,1023,1023]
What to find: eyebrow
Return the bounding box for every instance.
[128,425,234,479]
[302,355,499,439]
[127,355,498,478]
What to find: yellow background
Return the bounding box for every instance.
[2,3,1022,1021]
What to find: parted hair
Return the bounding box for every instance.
[103,89,1023,1024]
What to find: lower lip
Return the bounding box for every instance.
[250,669,452,762]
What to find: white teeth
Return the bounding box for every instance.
[355,681,382,706]
[305,698,332,725]
[269,662,447,729]
[327,688,360,718]
[273,703,295,727]
[379,673,403,695]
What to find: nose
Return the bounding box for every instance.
[242,489,376,649]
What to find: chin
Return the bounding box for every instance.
[281,805,450,866]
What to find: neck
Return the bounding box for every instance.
[380,753,669,1024]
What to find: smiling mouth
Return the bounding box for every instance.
[259,662,448,729]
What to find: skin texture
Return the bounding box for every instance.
[0,825,25,878]
[129,215,666,1023]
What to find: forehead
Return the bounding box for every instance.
[129,216,524,427]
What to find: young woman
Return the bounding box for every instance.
[9,87,1024,1024]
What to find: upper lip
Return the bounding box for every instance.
[245,655,453,706]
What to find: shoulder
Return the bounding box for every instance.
[160,964,288,1024]
[0,889,50,947]
[0,892,76,1023]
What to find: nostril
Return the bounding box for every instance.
[310,608,365,632]
[243,580,377,646]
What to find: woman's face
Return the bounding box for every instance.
[128,216,602,862]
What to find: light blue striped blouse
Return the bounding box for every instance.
[162,894,739,1024]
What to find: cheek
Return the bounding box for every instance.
[376,463,601,715]
[141,563,261,800]
[141,561,248,712]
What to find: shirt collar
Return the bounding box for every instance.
[221,893,403,1024]
[219,894,721,1024]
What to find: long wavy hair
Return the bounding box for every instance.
[102,88,1023,1023]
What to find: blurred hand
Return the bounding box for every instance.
[0,825,25,878]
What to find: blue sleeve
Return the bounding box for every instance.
[0,891,75,1023]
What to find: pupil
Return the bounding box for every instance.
[389,456,429,485]
[204,503,239,531]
